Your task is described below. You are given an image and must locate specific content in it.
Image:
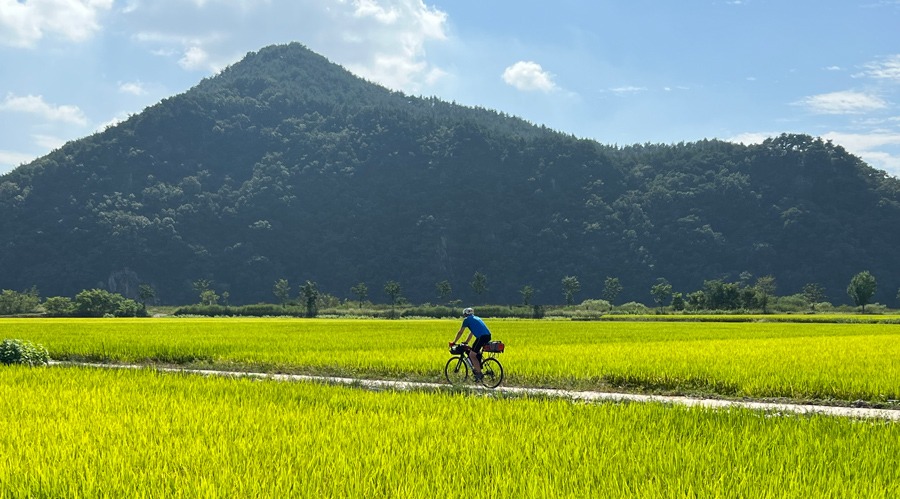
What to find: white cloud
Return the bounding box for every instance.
[32,134,67,150]
[125,1,449,92]
[727,130,900,177]
[353,0,400,24]
[726,132,776,145]
[0,0,114,48]
[340,0,449,91]
[0,94,88,126]
[179,45,212,71]
[610,86,647,94]
[795,91,887,115]
[502,61,557,92]
[827,131,900,177]
[118,81,147,96]
[0,150,36,173]
[859,54,900,82]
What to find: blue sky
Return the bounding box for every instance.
[1,0,899,177]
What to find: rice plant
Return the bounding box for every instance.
[0,366,897,498]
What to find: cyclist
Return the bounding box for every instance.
[450,307,491,381]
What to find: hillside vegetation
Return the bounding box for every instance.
[1,43,899,305]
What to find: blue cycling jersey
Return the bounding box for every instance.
[462,315,491,338]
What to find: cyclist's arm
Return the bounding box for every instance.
[451,325,466,344]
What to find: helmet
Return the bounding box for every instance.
[463,307,474,316]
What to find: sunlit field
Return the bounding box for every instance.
[1,366,898,498]
[3,318,899,403]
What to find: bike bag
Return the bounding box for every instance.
[483,341,505,353]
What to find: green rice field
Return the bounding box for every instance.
[2,318,899,403]
[2,317,899,496]
[1,365,898,498]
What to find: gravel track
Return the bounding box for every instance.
[51,361,900,421]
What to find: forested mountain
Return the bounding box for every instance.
[2,43,899,306]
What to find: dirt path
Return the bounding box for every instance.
[52,361,900,421]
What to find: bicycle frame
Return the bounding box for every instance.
[445,345,504,388]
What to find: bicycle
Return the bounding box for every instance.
[444,341,504,388]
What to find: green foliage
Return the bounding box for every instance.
[382,281,402,319]
[0,339,49,366]
[435,280,451,303]
[802,283,826,311]
[42,296,74,317]
[74,289,145,317]
[650,279,673,310]
[519,285,535,306]
[299,280,319,318]
[470,272,488,298]
[272,279,290,307]
[1,41,899,308]
[602,277,622,305]
[350,282,368,308]
[610,302,652,315]
[847,271,877,312]
[400,304,456,319]
[138,284,156,306]
[561,276,580,305]
[0,288,40,315]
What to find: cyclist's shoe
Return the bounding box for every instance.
[474,373,484,381]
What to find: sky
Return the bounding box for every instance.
[1,0,899,177]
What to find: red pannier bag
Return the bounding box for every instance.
[483,341,505,353]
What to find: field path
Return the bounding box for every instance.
[52,361,900,421]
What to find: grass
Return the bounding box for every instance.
[2,317,899,404]
[1,365,898,498]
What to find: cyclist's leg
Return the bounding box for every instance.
[470,335,491,376]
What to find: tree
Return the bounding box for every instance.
[754,275,776,313]
[273,279,291,308]
[199,289,220,306]
[138,284,156,308]
[650,278,673,312]
[384,280,402,318]
[436,280,452,303]
[0,288,40,315]
[73,288,143,317]
[192,279,212,304]
[300,280,319,318]
[43,296,74,317]
[702,279,740,310]
[802,283,826,311]
[561,276,580,305]
[470,272,488,299]
[602,277,622,305]
[351,282,368,308]
[847,271,877,312]
[520,285,535,306]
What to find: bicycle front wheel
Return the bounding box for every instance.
[444,357,469,385]
[480,357,504,388]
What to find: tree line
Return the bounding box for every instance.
[0,269,888,318]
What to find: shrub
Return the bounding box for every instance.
[610,302,651,315]
[0,339,50,366]
[43,296,74,317]
[401,305,456,318]
[115,299,146,317]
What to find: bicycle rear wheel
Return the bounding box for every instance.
[444,357,469,385]
[480,357,504,388]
